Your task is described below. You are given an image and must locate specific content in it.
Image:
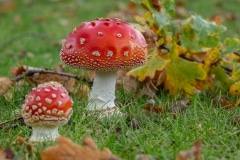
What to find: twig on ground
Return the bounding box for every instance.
[13,67,92,84]
[0,116,24,129]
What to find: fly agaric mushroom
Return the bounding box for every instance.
[60,18,147,116]
[22,81,73,142]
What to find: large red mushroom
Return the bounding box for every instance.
[60,18,147,116]
[22,81,73,142]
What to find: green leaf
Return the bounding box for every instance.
[192,15,226,35]
[162,0,175,16]
[231,63,240,81]
[180,15,226,52]
[166,58,207,95]
[211,66,233,92]
[222,38,240,55]
[153,11,170,28]
[127,50,170,81]
[131,0,152,11]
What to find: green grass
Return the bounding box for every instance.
[1,0,240,159]
[1,89,240,159]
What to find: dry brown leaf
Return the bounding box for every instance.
[0,77,14,96]
[0,147,14,160]
[75,84,90,97]
[151,0,161,12]
[211,15,223,25]
[64,78,76,92]
[0,1,16,13]
[116,70,138,93]
[220,97,236,109]
[168,99,190,113]
[143,105,164,114]
[15,136,32,152]
[0,149,7,160]
[41,136,122,160]
[176,139,202,160]
[10,66,26,77]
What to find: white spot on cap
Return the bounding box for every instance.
[61,39,66,43]
[107,51,113,57]
[61,93,66,98]
[52,108,58,114]
[32,105,38,110]
[123,51,129,57]
[98,32,103,36]
[58,110,64,116]
[40,115,45,120]
[29,96,34,101]
[25,106,30,111]
[116,33,122,38]
[131,34,135,39]
[46,110,51,114]
[66,43,71,49]
[45,98,52,104]
[42,106,47,111]
[38,103,42,106]
[36,96,41,101]
[92,51,100,57]
[44,88,50,92]
[80,38,85,45]
[114,18,121,21]
[66,108,73,117]
[52,87,58,90]
[38,108,42,113]
[51,94,57,98]
[58,101,63,106]
[32,115,39,121]
[73,27,77,33]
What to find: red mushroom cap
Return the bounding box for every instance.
[22,81,73,127]
[60,18,148,71]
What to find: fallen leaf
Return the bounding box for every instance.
[0,77,14,96]
[143,105,164,114]
[151,0,161,12]
[116,70,138,93]
[168,99,190,113]
[64,78,76,92]
[0,147,14,160]
[41,136,122,160]
[220,96,236,109]
[176,139,202,160]
[0,1,16,13]
[0,117,24,130]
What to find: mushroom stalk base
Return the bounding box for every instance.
[30,126,59,142]
[87,70,117,110]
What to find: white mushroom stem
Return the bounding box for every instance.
[30,126,59,142]
[87,70,116,110]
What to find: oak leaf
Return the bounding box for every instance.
[165,58,206,95]
[127,49,170,82]
[175,139,202,160]
[0,77,13,96]
[41,136,121,160]
[0,147,14,160]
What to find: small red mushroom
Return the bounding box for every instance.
[60,18,147,116]
[22,81,73,142]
